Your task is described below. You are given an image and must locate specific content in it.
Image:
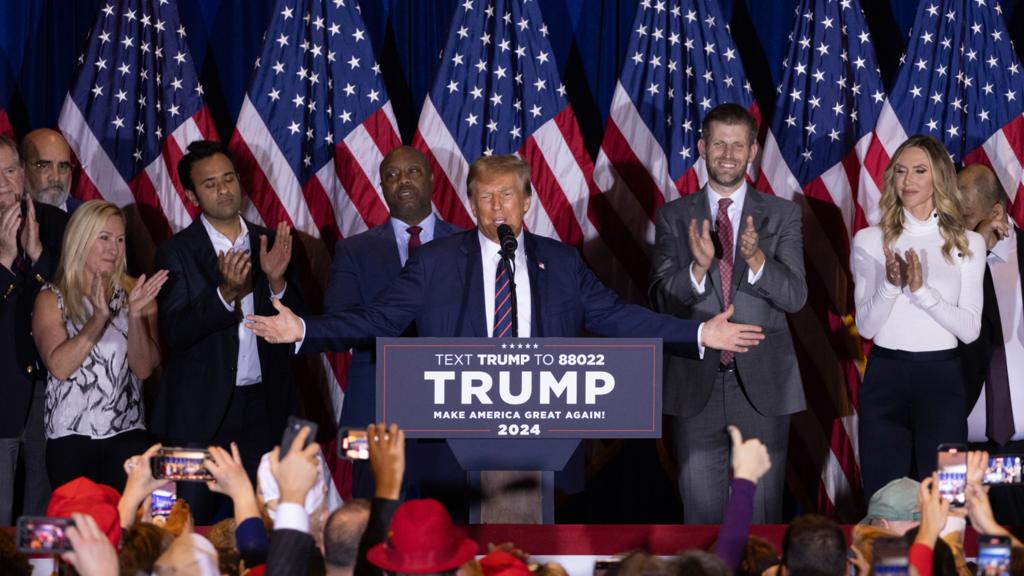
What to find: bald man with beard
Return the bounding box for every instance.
[20,129,81,213]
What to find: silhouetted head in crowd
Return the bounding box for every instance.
[903,526,957,576]
[119,522,174,576]
[781,514,847,576]
[324,498,371,575]
[675,550,730,576]
[737,536,780,576]
[0,530,31,576]
[607,550,675,576]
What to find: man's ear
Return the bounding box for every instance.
[990,201,1006,222]
[184,189,199,208]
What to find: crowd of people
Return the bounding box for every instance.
[1,422,1020,576]
[1,101,1022,572]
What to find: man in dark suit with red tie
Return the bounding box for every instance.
[959,164,1024,524]
[325,145,459,497]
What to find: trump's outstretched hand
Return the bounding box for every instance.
[700,305,764,352]
[245,298,304,343]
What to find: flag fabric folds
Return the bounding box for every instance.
[412,0,630,296]
[227,0,403,499]
[875,0,1024,224]
[592,0,759,298]
[59,0,218,244]
[758,0,889,521]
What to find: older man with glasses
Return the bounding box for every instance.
[20,129,81,213]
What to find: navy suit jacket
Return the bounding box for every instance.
[0,201,68,437]
[324,217,460,427]
[152,217,304,442]
[302,229,701,358]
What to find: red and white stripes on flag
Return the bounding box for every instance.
[411,0,633,299]
[59,0,217,244]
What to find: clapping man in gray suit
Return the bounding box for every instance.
[650,103,807,523]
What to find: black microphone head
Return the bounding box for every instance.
[497,224,517,255]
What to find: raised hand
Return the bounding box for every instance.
[882,245,907,288]
[700,305,764,352]
[127,270,169,318]
[62,513,119,576]
[915,474,950,546]
[269,426,320,505]
[245,298,304,343]
[260,221,293,294]
[976,215,1011,251]
[0,203,21,269]
[738,215,764,270]
[688,218,715,280]
[367,423,405,500]
[119,443,166,529]
[86,273,112,321]
[728,425,771,483]
[20,197,42,263]
[905,248,923,293]
[218,248,252,304]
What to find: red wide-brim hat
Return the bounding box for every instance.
[367,499,478,574]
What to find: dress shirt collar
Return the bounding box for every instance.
[478,228,526,263]
[390,212,437,241]
[199,214,249,249]
[706,182,748,216]
[990,225,1016,264]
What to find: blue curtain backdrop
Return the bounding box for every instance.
[2,0,1022,156]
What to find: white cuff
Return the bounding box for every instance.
[217,288,234,311]
[273,502,309,534]
[747,261,765,284]
[689,262,707,294]
[293,318,307,353]
[907,284,938,308]
[696,322,705,359]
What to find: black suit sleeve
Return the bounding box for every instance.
[354,498,400,576]
[266,528,315,576]
[154,243,239,351]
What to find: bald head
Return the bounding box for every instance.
[958,164,1006,231]
[324,499,371,572]
[21,128,72,208]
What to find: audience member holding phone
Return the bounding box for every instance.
[32,200,167,491]
[851,135,985,501]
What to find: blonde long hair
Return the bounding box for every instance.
[879,135,970,262]
[54,200,133,325]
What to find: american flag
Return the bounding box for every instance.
[592,0,760,300]
[58,0,218,243]
[875,0,1024,224]
[227,0,402,500]
[757,0,887,521]
[412,0,631,296]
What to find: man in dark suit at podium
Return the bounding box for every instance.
[326,145,459,497]
[246,154,761,363]
[247,154,763,522]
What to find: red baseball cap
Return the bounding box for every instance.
[46,477,122,547]
[367,499,477,574]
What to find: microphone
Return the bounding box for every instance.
[497,224,517,257]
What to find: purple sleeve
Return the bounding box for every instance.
[713,478,756,570]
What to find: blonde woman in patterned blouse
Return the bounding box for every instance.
[32,200,168,490]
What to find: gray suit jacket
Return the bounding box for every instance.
[650,187,807,418]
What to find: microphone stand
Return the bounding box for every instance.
[501,250,518,337]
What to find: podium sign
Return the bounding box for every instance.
[376,338,662,439]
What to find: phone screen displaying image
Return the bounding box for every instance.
[937,445,967,507]
[150,448,213,481]
[977,535,1011,576]
[984,455,1023,485]
[16,516,74,554]
[150,489,177,520]
[340,429,369,460]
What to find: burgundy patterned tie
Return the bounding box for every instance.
[983,267,1015,445]
[716,198,735,366]
[407,225,422,254]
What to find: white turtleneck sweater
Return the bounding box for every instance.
[851,210,986,351]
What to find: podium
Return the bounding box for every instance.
[377,337,663,524]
